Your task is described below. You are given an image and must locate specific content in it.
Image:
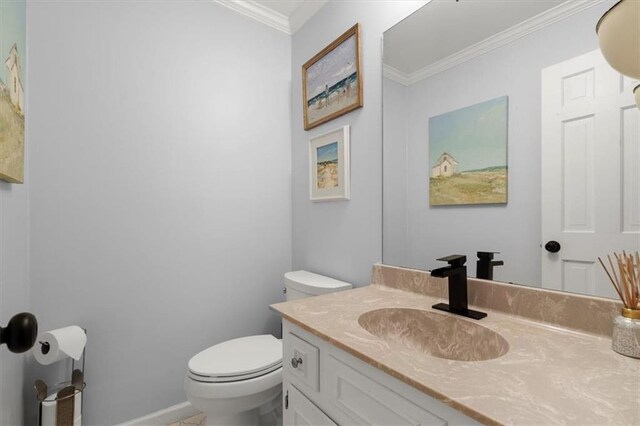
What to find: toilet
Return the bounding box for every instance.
[184,271,352,425]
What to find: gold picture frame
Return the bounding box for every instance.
[302,23,363,130]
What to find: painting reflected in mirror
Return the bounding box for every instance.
[429,96,508,206]
[382,0,639,299]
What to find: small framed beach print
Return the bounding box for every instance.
[302,24,363,130]
[309,125,350,202]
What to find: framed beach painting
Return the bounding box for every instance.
[429,96,508,206]
[309,125,350,201]
[0,0,26,183]
[302,24,363,130]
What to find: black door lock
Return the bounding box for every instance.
[0,312,38,353]
[544,241,561,253]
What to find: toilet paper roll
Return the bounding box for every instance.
[34,326,87,365]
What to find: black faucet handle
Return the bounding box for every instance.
[436,254,466,267]
[477,251,499,260]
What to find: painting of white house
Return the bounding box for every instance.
[303,24,362,130]
[0,0,26,183]
[429,96,508,206]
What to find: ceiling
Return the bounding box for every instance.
[383,0,575,75]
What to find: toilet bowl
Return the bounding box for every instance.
[184,334,282,425]
[184,271,352,425]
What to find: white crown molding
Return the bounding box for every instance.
[385,0,609,86]
[214,0,327,35]
[290,1,328,33]
[214,0,291,34]
[383,64,412,86]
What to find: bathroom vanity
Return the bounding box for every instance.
[281,320,479,426]
[272,1,640,423]
[271,264,639,426]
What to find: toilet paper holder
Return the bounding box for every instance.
[34,329,87,426]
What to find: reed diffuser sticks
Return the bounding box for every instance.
[598,251,640,310]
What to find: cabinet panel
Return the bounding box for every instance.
[325,354,447,426]
[284,382,337,426]
[282,320,480,426]
[284,331,320,392]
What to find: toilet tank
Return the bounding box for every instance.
[284,270,352,301]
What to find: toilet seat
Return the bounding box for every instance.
[187,335,282,383]
[188,362,282,383]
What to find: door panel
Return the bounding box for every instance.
[622,106,640,233]
[541,49,640,297]
[562,115,595,232]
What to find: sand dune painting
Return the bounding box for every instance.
[316,142,339,189]
[310,126,350,201]
[0,0,26,183]
[303,24,362,130]
[429,96,508,206]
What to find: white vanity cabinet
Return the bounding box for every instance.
[283,382,337,426]
[282,321,481,426]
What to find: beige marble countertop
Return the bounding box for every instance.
[271,284,640,426]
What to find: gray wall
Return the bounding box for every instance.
[0,7,29,421]
[382,77,408,267]
[382,3,610,285]
[26,2,291,424]
[0,181,30,424]
[291,1,427,287]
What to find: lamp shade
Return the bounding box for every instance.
[635,84,640,110]
[597,0,640,79]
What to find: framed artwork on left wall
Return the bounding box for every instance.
[309,125,350,202]
[0,0,26,183]
[302,23,363,130]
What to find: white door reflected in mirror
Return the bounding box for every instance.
[541,49,639,298]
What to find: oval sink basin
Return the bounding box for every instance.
[358,308,509,362]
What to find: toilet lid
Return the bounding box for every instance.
[188,335,282,381]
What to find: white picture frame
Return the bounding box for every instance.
[309,125,350,201]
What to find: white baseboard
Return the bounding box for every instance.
[119,402,200,426]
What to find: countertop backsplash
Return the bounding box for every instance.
[372,263,622,337]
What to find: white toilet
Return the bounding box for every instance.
[184,271,352,425]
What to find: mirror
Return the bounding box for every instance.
[382,0,639,299]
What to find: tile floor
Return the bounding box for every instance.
[168,400,282,426]
[168,412,206,426]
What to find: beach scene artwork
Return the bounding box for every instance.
[429,96,508,206]
[309,125,350,201]
[0,0,26,183]
[303,24,362,130]
[316,142,339,189]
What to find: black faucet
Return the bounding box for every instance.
[476,251,503,280]
[431,255,487,320]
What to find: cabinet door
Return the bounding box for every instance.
[284,382,337,426]
[325,354,447,426]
